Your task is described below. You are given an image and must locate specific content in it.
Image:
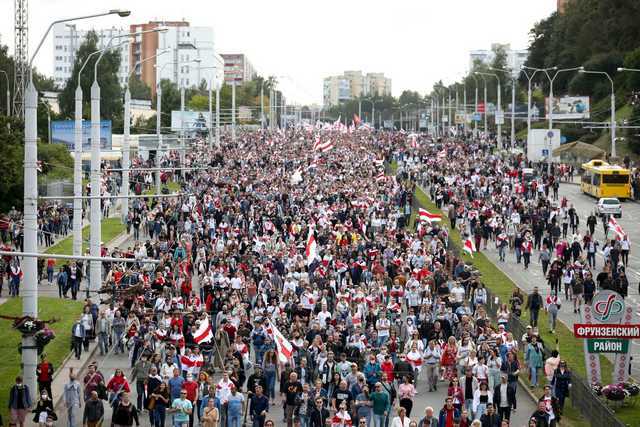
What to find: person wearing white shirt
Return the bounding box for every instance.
[423,340,442,392]
[317,304,332,328]
[451,282,466,305]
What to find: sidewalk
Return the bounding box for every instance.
[49,230,132,413]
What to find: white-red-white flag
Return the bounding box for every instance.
[193,316,214,344]
[608,216,626,240]
[266,320,294,364]
[306,225,318,266]
[376,171,385,182]
[463,237,476,257]
[418,208,442,222]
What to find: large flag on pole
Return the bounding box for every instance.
[306,225,318,266]
[266,320,294,364]
[193,316,214,344]
[463,237,476,257]
[418,208,442,222]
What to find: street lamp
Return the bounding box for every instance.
[469,74,479,138]
[580,68,617,157]
[490,67,518,148]
[476,71,502,149]
[122,48,171,222]
[91,27,166,296]
[196,65,222,148]
[474,74,488,137]
[544,66,583,129]
[22,8,130,396]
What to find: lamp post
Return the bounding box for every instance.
[476,72,502,149]
[475,74,488,136]
[123,48,170,222]
[179,58,201,177]
[470,74,479,138]
[490,67,519,148]
[543,67,582,130]
[580,68,617,157]
[22,8,130,395]
[91,27,162,295]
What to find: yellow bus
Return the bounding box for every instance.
[580,160,631,199]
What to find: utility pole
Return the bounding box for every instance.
[231,81,236,140]
[90,80,101,294]
[13,0,28,117]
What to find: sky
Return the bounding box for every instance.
[0,0,557,105]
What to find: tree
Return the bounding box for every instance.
[156,79,181,128]
[58,31,123,125]
[188,94,209,111]
[0,115,25,210]
[128,76,151,101]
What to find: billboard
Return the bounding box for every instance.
[527,129,561,162]
[51,120,112,151]
[170,111,211,132]
[546,96,590,120]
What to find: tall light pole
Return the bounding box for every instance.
[22,8,130,396]
[475,74,488,136]
[232,81,237,140]
[0,70,9,116]
[580,68,617,157]
[91,27,161,294]
[476,72,502,149]
[74,44,126,257]
[544,66,582,129]
[490,67,519,147]
[179,58,201,177]
[123,48,170,222]
[470,74,479,138]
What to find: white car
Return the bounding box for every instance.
[596,197,622,218]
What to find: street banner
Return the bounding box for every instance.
[581,305,602,385]
[545,96,590,120]
[495,111,504,125]
[477,103,485,113]
[455,112,465,124]
[171,111,211,132]
[613,306,635,383]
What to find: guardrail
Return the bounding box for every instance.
[406,179,629,427]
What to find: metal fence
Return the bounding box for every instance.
[409,186,629,427]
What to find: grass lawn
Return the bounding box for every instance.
[0,297,83,420]
[143,181,182,195]
[45,217,125,265]
[409,185,639,426]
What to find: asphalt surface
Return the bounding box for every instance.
[478,181,640,378]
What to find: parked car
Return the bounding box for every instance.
[596,197,622,218]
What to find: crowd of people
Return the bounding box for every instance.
[6,125,633,427]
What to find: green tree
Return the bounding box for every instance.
[188,94,209,111]
[128,76,151,101]
[58,31,123,125]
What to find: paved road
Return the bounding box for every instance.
[475,181,640,377]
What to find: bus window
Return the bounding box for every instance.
[593,174,601,185]
[602,174,629,184]
[582,173,591,183]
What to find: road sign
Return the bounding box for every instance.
[442,116,448,123]
[541,149,549,156]
[574,323,640,339]
[587,339,629,353]
[472,113,481,122]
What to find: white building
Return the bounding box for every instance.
[52,25,130,87]
[153,25,221,89]
[52,22,222,91]
[323,71,392,106]
[469,43,529,75]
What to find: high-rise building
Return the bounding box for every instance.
[52,25,130,87]
[323,71,392,106]
[469,43,528,74]
[52,21,220,96]
[220,54,257,84]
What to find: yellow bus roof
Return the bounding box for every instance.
[589,165,630,174]
[582,159,609,169]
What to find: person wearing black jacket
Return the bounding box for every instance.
[250,385,269,427]
[393,355,414,382]
[530,401,550,427]
[493,374,515,421]
[479,403,500,427]
[309,397,330,427]
[525,287,543,327]
[247,366,268,396]
[111,392,139,427]
[538,385,561,427]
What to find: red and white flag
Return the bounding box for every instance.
[314,139,334,152]
[193,316,214,344]
[608,216,626,239]
[306,225,318,266]
[376,171,385,182]
[418,208,442,222]
[265,320,294,364]
[463,237,476,257]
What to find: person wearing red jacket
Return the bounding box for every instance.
[106,368,131,404]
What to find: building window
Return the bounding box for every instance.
[186,79,189,86]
